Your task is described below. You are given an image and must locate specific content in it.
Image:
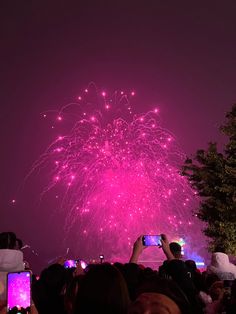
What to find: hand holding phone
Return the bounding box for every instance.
[142,235,161,246]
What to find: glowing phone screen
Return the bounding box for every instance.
[7,271,31,311]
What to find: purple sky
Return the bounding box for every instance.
[1,1,236,267]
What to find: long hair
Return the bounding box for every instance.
[73,263,130,314]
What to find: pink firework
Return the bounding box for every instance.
[28,86,204,262]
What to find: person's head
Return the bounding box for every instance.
[0,232,17,249]
[169,242,182,259]
[129,292,181,314]
[40,263,67,293]
[185,260,197,272]
[73,263,130,314]
[122,263,144,301]
[135,274,192,314]
[214,245,226,254]
[185,260,205,292]
[32,263,67,314]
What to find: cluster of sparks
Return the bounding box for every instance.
[21,85,203,260]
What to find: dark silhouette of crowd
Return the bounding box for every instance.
[1,231,236,314]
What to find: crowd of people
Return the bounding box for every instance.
[0,231,236,314]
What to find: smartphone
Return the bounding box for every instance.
[7,271,31,313]
[142,235,161,246]
[64,259,77,268]
[64,259,88,270]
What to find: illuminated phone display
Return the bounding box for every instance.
[142,235,161,246]
[7,271,31,311]
[64,259,77,268]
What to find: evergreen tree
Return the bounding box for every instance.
[182,104,236,254]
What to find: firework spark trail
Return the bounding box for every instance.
[26,87,203,260]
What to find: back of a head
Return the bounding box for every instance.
[166,260,202,313]
[33,264,67,314]
[0,232,17,249]
[73,263,130,314]
[135,274,192,314]
[32,279,66,314]
[169,242,182,259]
[40,263,67,292]
[214,245,226,254]
[122,263,143,301]
[129,292,181,314]
[185,260,197,272]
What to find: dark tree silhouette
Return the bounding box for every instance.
[182,104,236,254]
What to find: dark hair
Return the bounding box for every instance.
[214,245,226,253]
[135,273,192,314]
[166,260,202,313]
[185,260,205,292]
[0,232,17,249]
[32,264,67,314]
[64,276,82,314]
[185,260,197,272]
[122,263,143,301]
[73,263,130,314]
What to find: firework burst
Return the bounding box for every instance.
[23,85,204,261]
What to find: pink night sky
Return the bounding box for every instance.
[1,1,236,269]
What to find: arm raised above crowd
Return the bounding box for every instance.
[129,235,146,263]
[160,234,175,260]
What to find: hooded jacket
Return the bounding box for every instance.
[207,252,236,280]
[0,249,24,300]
